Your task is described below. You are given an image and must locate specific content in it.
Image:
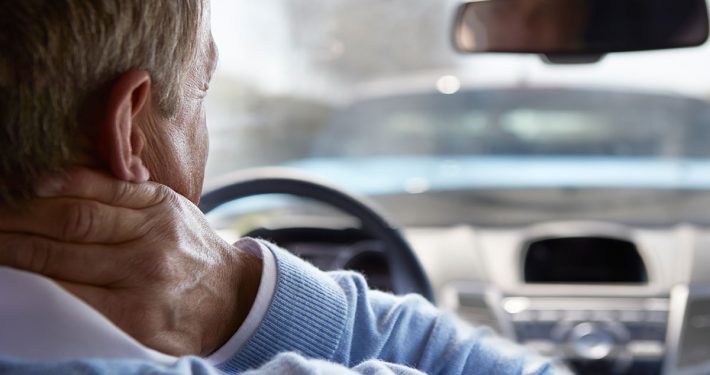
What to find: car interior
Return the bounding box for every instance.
[202,1,710,374]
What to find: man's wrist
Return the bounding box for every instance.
[233,249,263,335]
[207,238,277,365]
[200,241,263,356]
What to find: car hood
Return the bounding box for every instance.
[285,156,710,196]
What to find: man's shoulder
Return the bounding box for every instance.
[0,267,174,363]
[0,356,220,375]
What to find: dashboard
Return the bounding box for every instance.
[206,190,710,375]
[407,221,710,375]
[254,220,710,374]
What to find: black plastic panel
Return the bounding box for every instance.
[524,237,648,284]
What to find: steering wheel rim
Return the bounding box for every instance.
[199,167,435,303]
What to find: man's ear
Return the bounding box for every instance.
[98,69,152,182]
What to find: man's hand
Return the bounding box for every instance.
[0,169,262,356]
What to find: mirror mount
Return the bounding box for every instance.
[541,54,605,65]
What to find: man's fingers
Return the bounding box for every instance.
[0,233,127,284]
[0,198,149,243]
[36,168,170,209]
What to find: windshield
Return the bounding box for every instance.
[313,89,710,158]
[206,0,710,226]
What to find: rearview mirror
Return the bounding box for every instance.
[453,0,710,55]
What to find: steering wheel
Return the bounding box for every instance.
[199,167,435,303]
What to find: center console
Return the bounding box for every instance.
[502,296,668,374]
[506,234,666,374]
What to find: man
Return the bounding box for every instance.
[0,1,561,373]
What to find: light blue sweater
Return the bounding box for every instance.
[0,242,560,374]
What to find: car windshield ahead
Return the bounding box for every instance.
[313,88,710,158]
[206,0,710,227]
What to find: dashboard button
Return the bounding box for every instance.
[644,310,668,323]
[627,341,665,359]
[564,310,590,322]
[569,323,617,360]
[591,310,617,322]
[525,340,558,356]
[502,297,530,315]
[521,322,556,340]
[619,310,645,322]
[626,323,666,341]
[511,310,536,322]
[537,310,560,322]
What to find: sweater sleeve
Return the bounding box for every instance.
[0,354,429,375]
[217,240,563,375]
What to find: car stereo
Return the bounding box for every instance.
[502,296,668,375]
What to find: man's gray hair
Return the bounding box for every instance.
[0,0,204,207]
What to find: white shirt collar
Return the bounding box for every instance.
[0,266,176,364]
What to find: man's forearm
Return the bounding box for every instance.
[216,240,561,375]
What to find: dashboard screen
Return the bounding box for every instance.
[523,237,648,284]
